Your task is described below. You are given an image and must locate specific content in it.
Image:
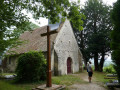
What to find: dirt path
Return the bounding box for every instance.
[68,83,107,90]
[68,72,107,90]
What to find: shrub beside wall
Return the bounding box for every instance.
[15,51,47,83]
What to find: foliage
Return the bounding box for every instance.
[0,0,84,31]
[0,0,84,57]
[0,0,30,56]
[11,22,40,39]
[103,64,116,73]
[15,51,47,83]
[69,2,86,31]
[0,22,40,56]
[111,0,120,83]
[73,0,113,71]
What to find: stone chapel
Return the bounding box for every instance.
[2,20,83,75]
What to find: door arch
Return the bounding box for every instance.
[67,57,72,74]
[54,50,58,76]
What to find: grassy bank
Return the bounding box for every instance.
[0,71,110,90]
[0,79,45,90]
[0,73,86,90]
[93,71,109,83]
[52,74,86,86]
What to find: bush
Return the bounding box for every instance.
[103,64,116,73]
[15,51,47,83]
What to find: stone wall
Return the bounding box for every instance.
[3,52,48,73]
[5,55,18,72]
[54,20,83,75]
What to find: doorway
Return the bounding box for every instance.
[67,57,72,74]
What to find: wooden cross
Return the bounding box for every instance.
[41,26,58,87]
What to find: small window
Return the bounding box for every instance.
[9,57,12,64]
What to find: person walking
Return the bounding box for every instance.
[87,61,93,83]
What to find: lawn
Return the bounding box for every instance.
[0,71,110,90]
[0,74,85,90]
[0,72,45,90]
[93,71,113,83]
[0,79,45,90]
[52,74,87,86]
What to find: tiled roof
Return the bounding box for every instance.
[6,22,64,55]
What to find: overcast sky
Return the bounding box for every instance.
[73,0,117,6]
[29,0,117,27]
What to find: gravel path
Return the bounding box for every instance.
[67,72,107,90]
[69,83,107,90]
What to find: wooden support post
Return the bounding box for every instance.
[41,26,58,87]
[47,26,52,87]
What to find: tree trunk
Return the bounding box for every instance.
[93,14,99,71]
[99,52,105,72]
[94,53,99,71]
[83,58,87,69]
[80,31,88,69]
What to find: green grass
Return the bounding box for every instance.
[0,73,86,90]
[52,74,87,86]
[1,73,15,76]
[0,79,45,90]
[0,80,29,90]
[93,71,110,83]
[0,71,112,90]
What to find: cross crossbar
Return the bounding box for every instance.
[41,29,58,36]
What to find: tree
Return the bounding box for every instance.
[0,0,83,32]
[0,0,84,57]
[69,2,85,30]
[0,22,39,56]
[111,0,120,83]
[73,27,90,69]
[74,0,113,71]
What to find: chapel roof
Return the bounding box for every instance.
[6,22,64,55]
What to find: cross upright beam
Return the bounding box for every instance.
[46,26,51,87]
[41,26,58,87]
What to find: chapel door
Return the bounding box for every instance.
[67,57,72,74]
